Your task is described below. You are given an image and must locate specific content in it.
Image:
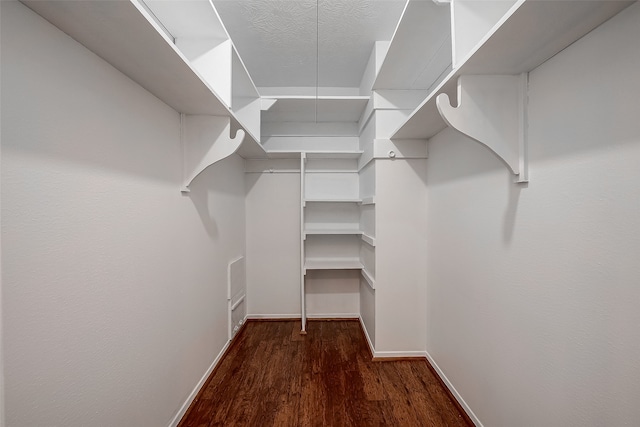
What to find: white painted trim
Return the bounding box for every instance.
[246,313,301,320]
[167,339,232,427]
[230,294,245,311]
[361,233,376,247]
[360,269,375,289]
[372,350,428,359]
[359,196,376,205]
[359,316,375,357]
[307,313,359,319]
[425,350,483,427]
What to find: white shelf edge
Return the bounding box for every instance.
[361,269,375,290]
[262,95,371,101]
[304,258,364,275]
[359,196,376,205]
[304,229,363,237]
[361,233,376,247]
[304,198,363,204]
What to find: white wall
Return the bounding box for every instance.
[1,2,245,425]
[245,170,301,317]
[425,4,640,426]
[375,159,428,354]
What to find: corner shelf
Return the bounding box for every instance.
[23,0,266,173]
[389,0,633,181]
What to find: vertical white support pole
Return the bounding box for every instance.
[517,72,529,183]
[300,153,307,334]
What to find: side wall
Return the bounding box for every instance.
[425,5,640,426]
[1,3,245,426]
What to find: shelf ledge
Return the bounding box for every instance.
[361,269,375,290]
[181,115,245,192]
[436,74,528,183]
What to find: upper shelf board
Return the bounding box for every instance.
[138,0,229,39]
[22,0,230,116]
[373,0,451,90]
[261,96,370,123]
[392,0,634,140]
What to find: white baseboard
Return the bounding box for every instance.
[358,316,375,356]
[373,350,428,358]
[425,350,483,427]
[307,312,359,319]
[246,313,300,319]
[167,339,231,427]
[246,313,359,320]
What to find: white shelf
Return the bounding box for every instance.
[305,198,362,204]
[361,234,376,247]
[373,0,451,90]
[392,0,633,140]
[361,269,375,290]
[360,197,376,206]
[23,0,265,158]
[305,151,363,160]
[304,229,363,238]
[261,96,370,123]
[304,258,363,274]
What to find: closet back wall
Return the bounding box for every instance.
[1,2,246,426]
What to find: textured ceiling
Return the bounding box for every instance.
[213,0,406,90]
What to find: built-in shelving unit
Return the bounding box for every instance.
[299,150,376,332]
[384,0,633,182]
[22,0,267,191]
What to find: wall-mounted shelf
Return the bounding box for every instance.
[304,229,363,238]
[373,0,451,91]
[304,198,363,204]
[22,0,266,161]
[361,234,376,247]
[361,269,375,290]
[261,96,370,123]
[391,0,633,141]
[304,258,364,274]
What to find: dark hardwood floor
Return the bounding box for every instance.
[179,320,471,427]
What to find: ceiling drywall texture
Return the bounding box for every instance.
[213,0,406,90]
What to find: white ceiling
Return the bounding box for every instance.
[213,0,407,90]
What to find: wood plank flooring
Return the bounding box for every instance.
[179,320,471,427]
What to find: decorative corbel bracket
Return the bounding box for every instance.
[436,73,529,183]
[181,114,246,192]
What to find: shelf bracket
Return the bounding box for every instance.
[181,114,246,192]
[436,74,529,183]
